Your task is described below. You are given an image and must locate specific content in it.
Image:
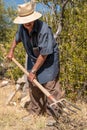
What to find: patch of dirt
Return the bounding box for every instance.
[0,80,87,130]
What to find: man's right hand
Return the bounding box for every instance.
[7,49,14,60]
[7,39,17,60]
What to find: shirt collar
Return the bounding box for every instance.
[32,20,38,33]
[28,20,38,36]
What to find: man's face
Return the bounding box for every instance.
[23,21,34,33]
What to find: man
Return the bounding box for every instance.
[7,1,64,116]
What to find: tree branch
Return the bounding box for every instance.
[54,0,69,39]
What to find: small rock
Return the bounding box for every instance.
[0,80,9,87]
[17,75,25,84]
[15,84,21,90]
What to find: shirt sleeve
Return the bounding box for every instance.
[15,25,21,43]
[38,27,55,55]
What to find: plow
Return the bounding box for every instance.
[6,57,81,123]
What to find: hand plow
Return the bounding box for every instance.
[8,58,81,122]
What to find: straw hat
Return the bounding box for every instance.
[13,1,42,24]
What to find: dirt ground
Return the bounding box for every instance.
[0,79,87,130]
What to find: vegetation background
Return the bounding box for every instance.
[0,0,87,130]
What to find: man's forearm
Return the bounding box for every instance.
[10,39,17,52]
[31,54,47,73]
[7,39,18,59]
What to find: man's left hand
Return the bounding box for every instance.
[28,72,36,82]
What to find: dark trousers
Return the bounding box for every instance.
[27,78,63,115]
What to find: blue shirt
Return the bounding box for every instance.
[15,20,60,84]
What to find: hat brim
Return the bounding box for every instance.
[13,11,42,24]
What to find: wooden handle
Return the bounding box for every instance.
[12,58,57,103]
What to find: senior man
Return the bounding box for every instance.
[7,1,64,116]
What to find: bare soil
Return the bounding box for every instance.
[0,80,87,130]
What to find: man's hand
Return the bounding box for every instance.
[7,39,18,60]
[7,49,14,60]
[28,72,36,82]
[28,54,47,83]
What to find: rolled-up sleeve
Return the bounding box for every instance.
[38,27,54,55]
[15,25,21,43]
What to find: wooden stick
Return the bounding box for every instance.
[12,57,57,103]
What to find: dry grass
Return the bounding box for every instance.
[0,80,87,130]
[0,81,47,130]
